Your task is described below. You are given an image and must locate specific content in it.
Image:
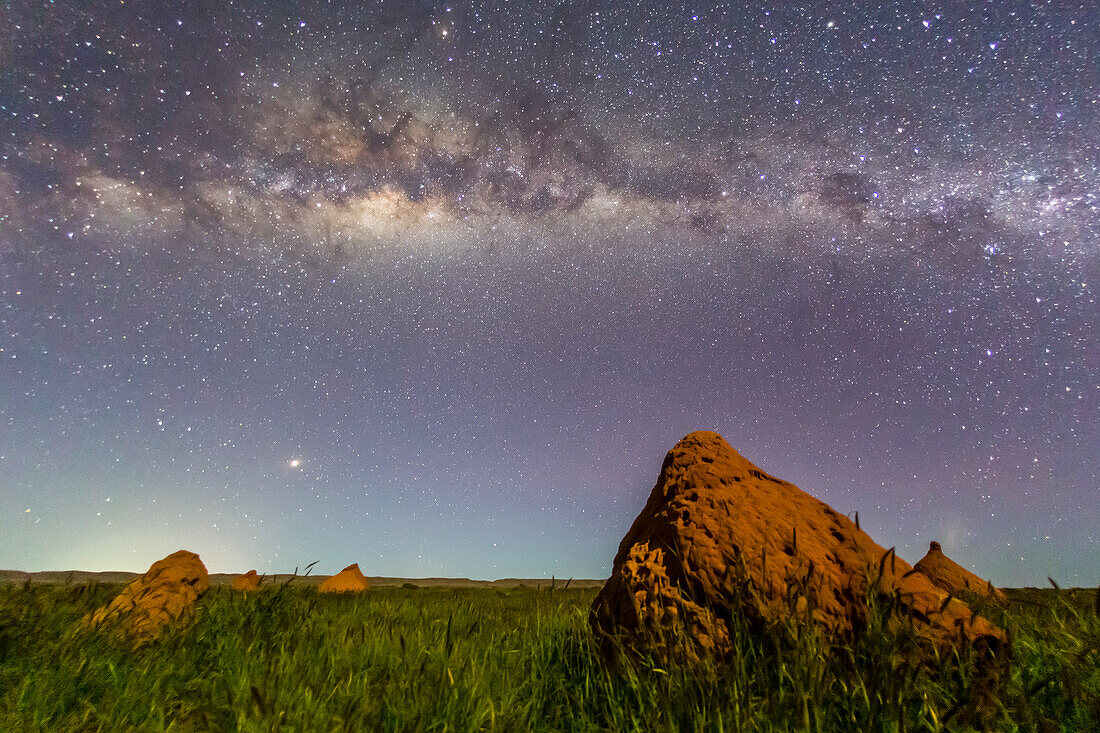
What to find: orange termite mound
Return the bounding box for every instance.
[914,541,1007,602]
[84,549,208,642]
[318,563,370,593]
[590,431,1004,663]
[231,569,263,592]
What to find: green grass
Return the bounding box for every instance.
[0,581,1096,731]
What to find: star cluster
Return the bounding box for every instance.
[1,1,1096,584]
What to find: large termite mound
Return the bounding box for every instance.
[590,431,1004,663]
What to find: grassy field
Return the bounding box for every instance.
[0,580,1096,731]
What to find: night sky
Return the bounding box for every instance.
[1,1,1096,585]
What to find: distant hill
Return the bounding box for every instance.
[0,569,605,589]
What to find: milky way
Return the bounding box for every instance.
[1,1,1096,584]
